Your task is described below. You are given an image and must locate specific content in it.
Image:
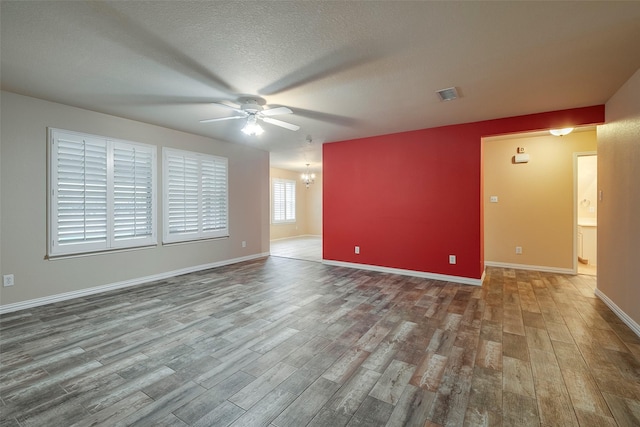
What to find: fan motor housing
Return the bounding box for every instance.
[242,101,263,113]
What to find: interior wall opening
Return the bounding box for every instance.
[269,166,322,262]
[576,153,598,276]
[483,127,597,275]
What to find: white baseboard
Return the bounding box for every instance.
[484,261,574,275]
[322,260,485,286]
[595,288,640,338]
[0,252,269,315]
[270,234,321,242]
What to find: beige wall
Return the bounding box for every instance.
[484,130,597,270]
[0,91,270,307]
[0,93,3,281]
[269,167,322,240]
[306,172,323,236]
[597,68,640,328]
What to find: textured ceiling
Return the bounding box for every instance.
[2,1,640,172]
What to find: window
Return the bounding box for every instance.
[163,148,228,243]
[272,178,296,223]
[49,129,156,256]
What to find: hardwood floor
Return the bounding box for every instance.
[270,236,322,263]
[1,257,639,426]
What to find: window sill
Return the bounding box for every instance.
[46,244,158,260]
[161,235,230,246]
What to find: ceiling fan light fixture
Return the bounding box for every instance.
[549,127,574,137]
[202,98,298,134]
[241,116,264,136]
[436,87,459,102]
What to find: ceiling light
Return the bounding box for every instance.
[301,164,315,189]
[436,87,459,102]
[549,127,574,136]
[241,115,264,136]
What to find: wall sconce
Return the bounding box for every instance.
[301,163,315,188]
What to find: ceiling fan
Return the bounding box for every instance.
[200,97,300,135]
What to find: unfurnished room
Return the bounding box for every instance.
[1,1,640,426]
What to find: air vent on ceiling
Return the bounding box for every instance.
[436,87,459,102]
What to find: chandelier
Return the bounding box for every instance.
[301,163,315,188]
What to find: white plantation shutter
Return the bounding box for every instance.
[166,154,199,235]
[272,179,285,221]
[285,180,295,221]
[53,133,108,251]
[163,148,228,243]
[49,129,156,256]
[112,142,155,244]
[272,178,296,223]
[201,157,228,233]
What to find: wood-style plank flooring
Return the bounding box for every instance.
[270,236,322,263]
[1,257,639,426]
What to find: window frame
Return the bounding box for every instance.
[272,177,297,224]
[48,128,157,257]
[162,147,229,244]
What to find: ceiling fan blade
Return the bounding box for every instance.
[212,101,245,114]
[96,95,234,107]
[88,3,237,96]
[261,117,300,131]
[294,107,360,127]
[260,106,293,117]
[199,115,246,123]
[258,40,397,96]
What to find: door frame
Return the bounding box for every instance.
[573,151,597,274]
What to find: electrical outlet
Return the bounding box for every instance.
[354,246,360,254]
[449,255,456,264]
[515,246,522,255]
[517,147,525,153]
[490,195,498,203]
[242,241,247,248]
[3,274,15,287]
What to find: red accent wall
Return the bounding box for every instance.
[323,105,604,279]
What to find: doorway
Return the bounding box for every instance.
[575,152,597,276]
[483,128,598,274]
[269,166,323,262]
